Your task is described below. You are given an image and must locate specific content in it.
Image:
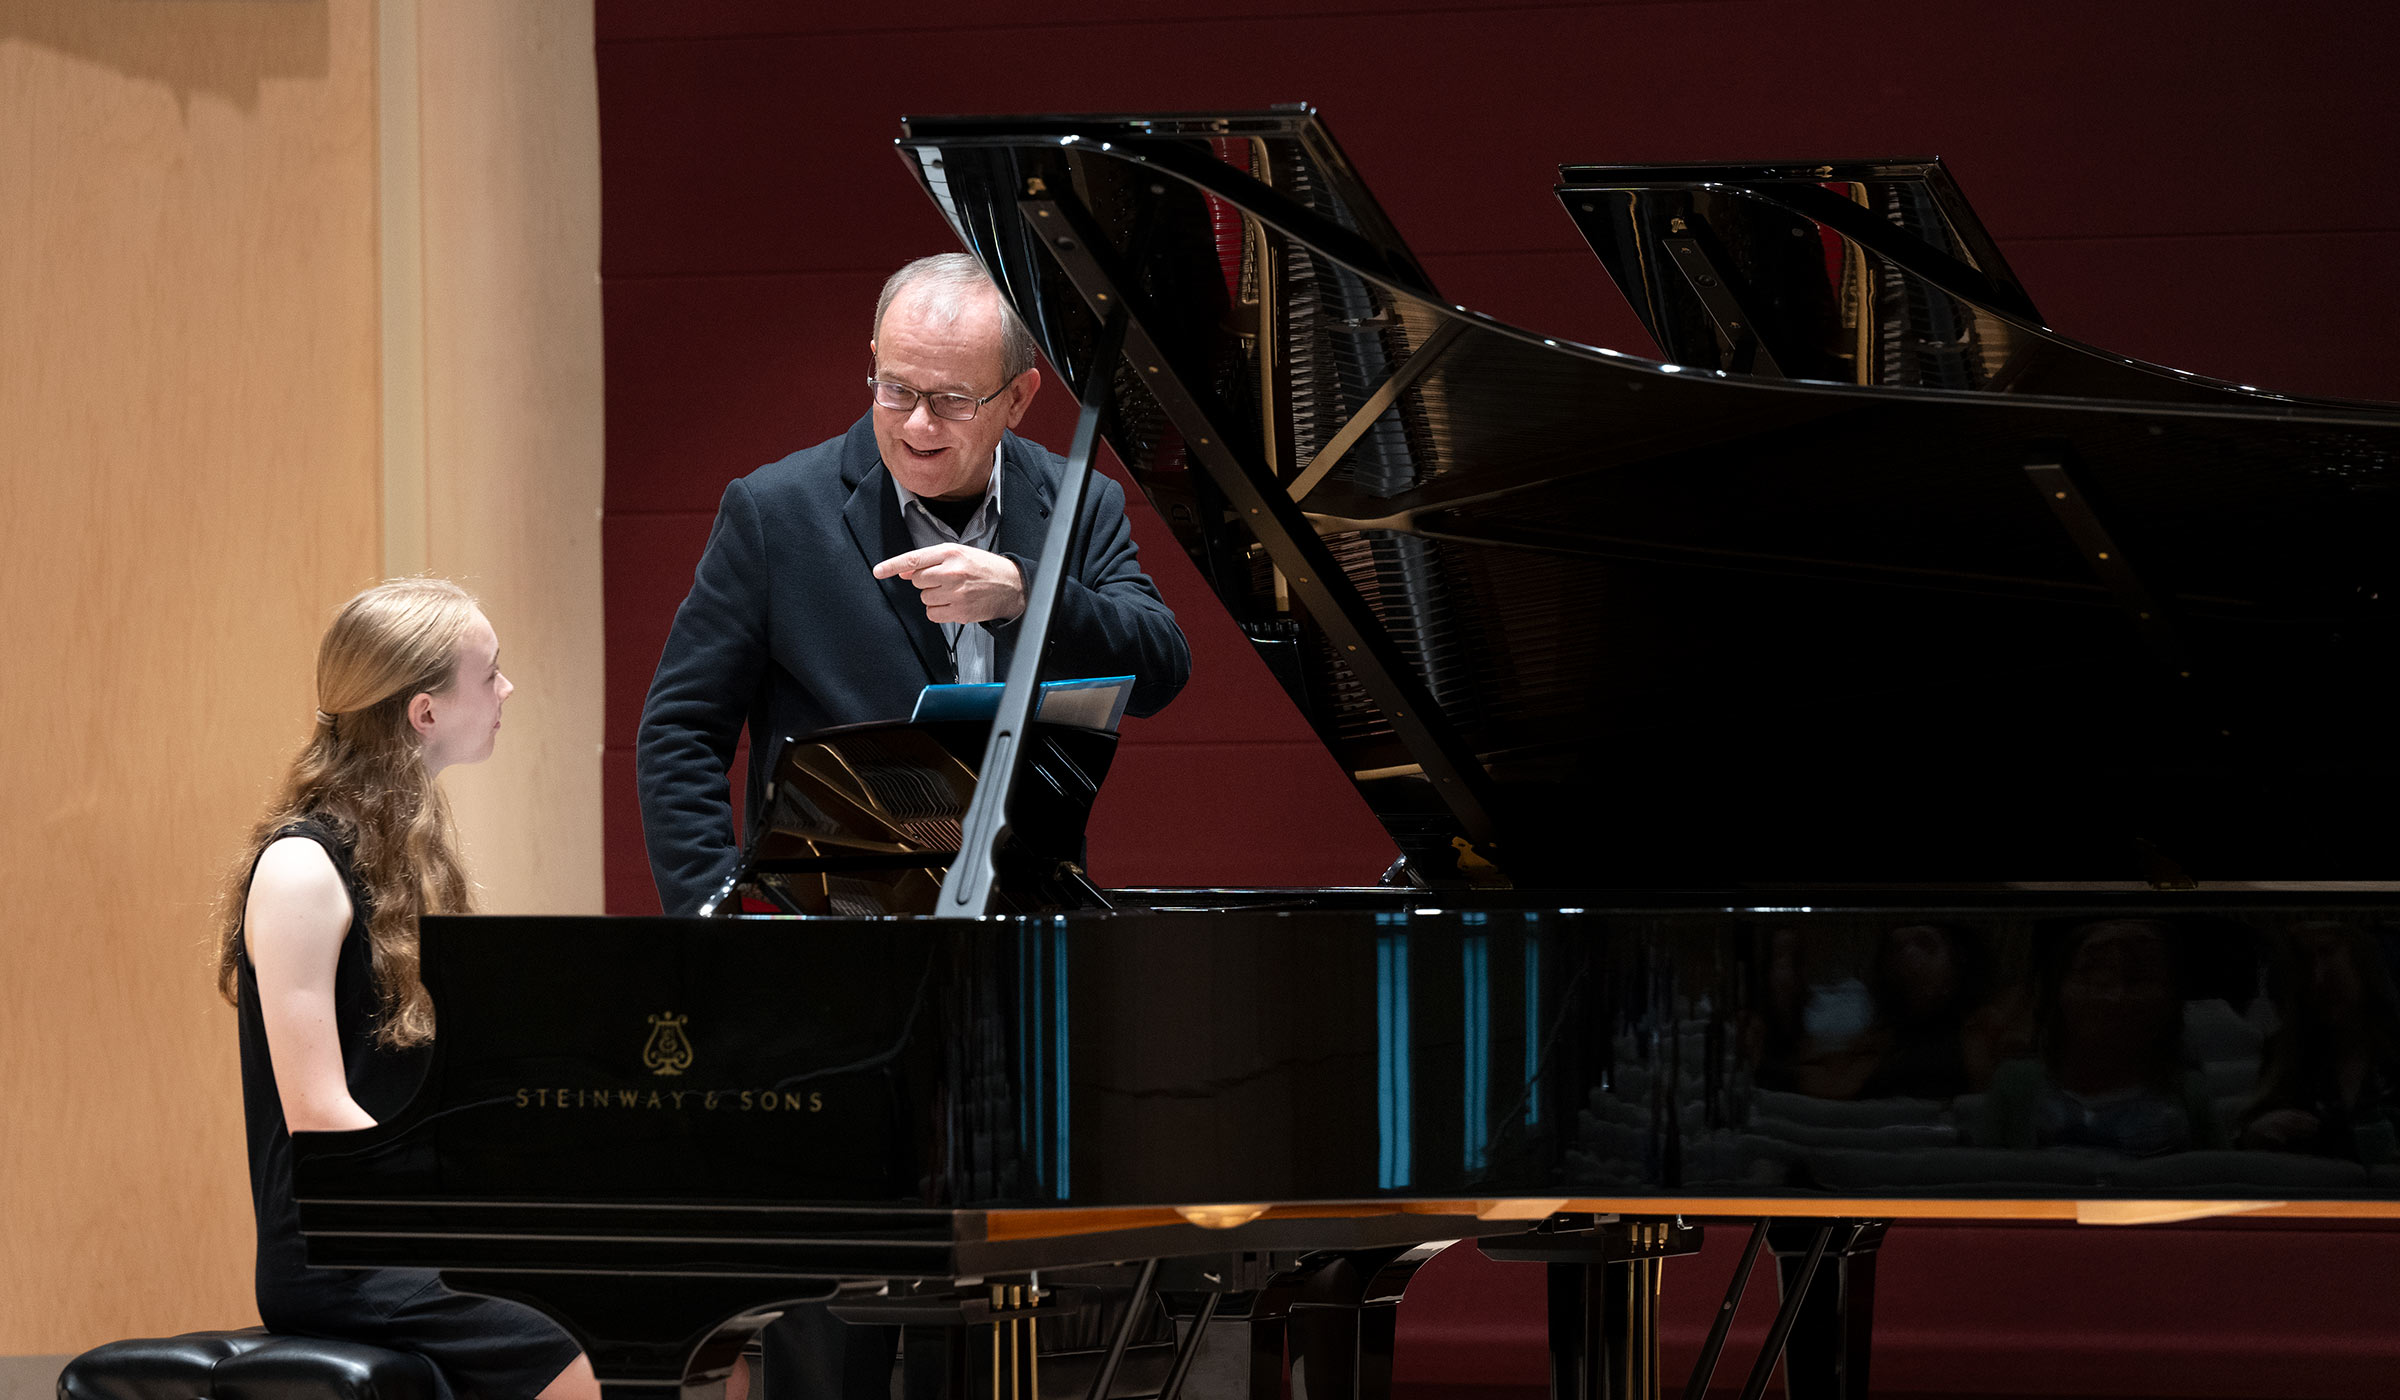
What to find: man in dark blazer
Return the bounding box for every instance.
[638,255,1191,917]
[636,257,1190,1400]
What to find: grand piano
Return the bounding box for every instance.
[295,107,2400,1400]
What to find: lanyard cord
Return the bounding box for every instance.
[909,492,989,684]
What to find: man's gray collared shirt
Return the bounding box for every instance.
[891,445,1005,683]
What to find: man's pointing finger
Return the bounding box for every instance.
[872,546,946,580]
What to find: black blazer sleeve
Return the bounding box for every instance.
[635,478,770,915]
[995,472,1192,717]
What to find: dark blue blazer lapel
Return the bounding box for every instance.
[990,435,1058,677]
[992,435,1057,566]
[840,438,952,684]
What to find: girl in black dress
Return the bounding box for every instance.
[211,579,596,1400]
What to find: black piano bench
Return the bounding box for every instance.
[57,1331,440,1400]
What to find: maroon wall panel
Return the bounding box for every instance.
[594,0,2400,1384]
[597,0,2400,909]
[1394,1221,2400,1400]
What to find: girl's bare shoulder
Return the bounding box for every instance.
[248,836,350,923]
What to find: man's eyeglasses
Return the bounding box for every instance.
[868,376,1010,422]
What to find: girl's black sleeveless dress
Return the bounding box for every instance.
[236,818,581,1400]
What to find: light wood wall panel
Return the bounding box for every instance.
[0,0,606,1354]
[0,0,382,1351]
[414,0,606,914]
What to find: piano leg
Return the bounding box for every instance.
[1242,1290,1288,1400]
[1766,1221,1888,1400]
[1479,1218,1704,1400]
[758,1307,904,1400]
[1237,1246,1450,1400]
[440,1272,800,1400]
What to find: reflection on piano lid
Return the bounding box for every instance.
[701,718,1117,917]
[897,106,2400,889]
[306,901,2400,1210]
[293,899,2400,1400]
[1552,156,2379,407]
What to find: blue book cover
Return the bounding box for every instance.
[908,675,1136,732]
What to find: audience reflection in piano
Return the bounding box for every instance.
[2241,921,2400,1161]
[1751,922,2014,1102]
[1739,914,2400,1171]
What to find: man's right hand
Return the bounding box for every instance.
[873,542,1026,624]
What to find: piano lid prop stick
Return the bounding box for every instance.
[936,304,1129,917]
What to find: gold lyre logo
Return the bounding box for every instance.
[642,1013,693,1077]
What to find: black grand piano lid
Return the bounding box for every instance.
[1553,156,2388,409]
[896,106,2400,887]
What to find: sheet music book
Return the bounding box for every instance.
[908,675,1135,733]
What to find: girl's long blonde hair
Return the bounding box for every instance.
[214,578,482,1046]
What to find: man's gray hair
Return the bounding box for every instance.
[873,253,1038,384]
